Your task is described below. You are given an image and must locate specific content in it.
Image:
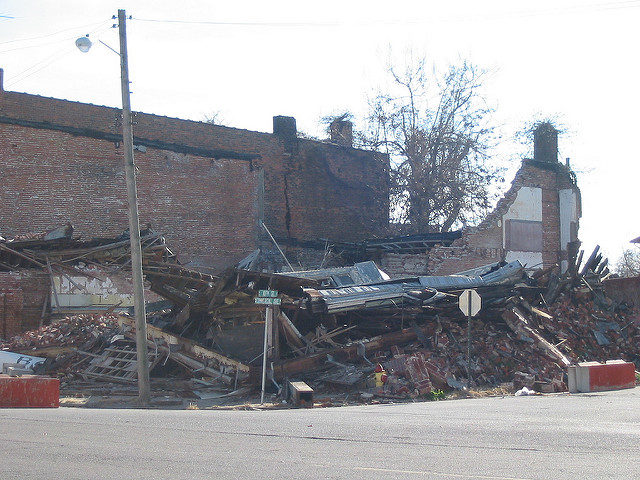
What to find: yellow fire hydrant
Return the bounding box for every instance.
[374,363,388,387]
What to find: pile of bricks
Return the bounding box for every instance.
[0,313,120,351]
[337,294,639,398]
[542,297,640,364]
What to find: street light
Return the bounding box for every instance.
[75,35,92,53]
[76,9,151,406]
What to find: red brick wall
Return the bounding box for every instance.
[401,159,579,277]
[0,271,49,338]
[0,123,259,270]
[379,254,428,277]
[603,276,640,306]
[0,89,389,258]
[425,245,503,276]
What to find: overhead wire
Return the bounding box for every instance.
[4,22,114,88]
[2,1,639,87]
[132,1,640,28]
[5,47,76,88]
[0,19,110,46]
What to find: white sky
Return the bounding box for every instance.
[1,0,638,265]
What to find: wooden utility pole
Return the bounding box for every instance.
[118,9,150,406]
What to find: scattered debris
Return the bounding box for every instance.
[1,227,638,407]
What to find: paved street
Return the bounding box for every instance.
[1,388,639,480]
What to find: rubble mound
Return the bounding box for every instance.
[1,313,120,351]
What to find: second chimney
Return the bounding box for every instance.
[533,122,558,163]
[329,120,353,147]
[273,116,297,140]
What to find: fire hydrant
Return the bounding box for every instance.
[374,363,388,387]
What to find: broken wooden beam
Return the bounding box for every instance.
[272,324,430,379]
[117,315,250,373]
[502,304,571,366]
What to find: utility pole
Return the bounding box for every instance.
[118,9,150,406]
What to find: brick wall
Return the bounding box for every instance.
[383,159,580,277]
[0,271,49,338]
[425,244,503,276]
[603,276,640,306]
[0,122,259,270]
[0,87,389,266]
[379,254,428,277]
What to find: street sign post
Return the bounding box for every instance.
[256,290,280,403]
[459,289,482,381]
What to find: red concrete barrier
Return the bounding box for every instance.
[0,375,59,408]
[568,360,636,393]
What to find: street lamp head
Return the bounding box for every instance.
[75,35,92,53]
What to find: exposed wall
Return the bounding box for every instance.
[0,271,49,338]
[379,147,581,278]
[422,158,580,275]
[603,276,640,306]
[559,188,580,272]
[52,267,162,313]
[0,122,260,270]
[379,254,429,277]
[0,83,389,270]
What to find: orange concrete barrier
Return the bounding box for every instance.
[0,375,60,408]
[568,360,636,393]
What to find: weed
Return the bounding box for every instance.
[427,389,446,401]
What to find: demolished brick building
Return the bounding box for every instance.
[377,123,582,276]
[1,67,582,336]
[0,68,389,271]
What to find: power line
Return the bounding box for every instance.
[132,1,640,28]
[0,18,109,46]
[0,23,112,54]
[6,47,75,88]
[133,17,341,27]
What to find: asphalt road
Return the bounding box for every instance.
[1,388,639,480]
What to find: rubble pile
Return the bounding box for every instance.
[1,313,120,351]
[543,297,640,364]
[2,224,638,405]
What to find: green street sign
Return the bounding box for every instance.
[255,297,281,305]
[258,289,278,298]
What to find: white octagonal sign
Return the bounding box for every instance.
[459,289,481,316]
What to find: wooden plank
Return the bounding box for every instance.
[169,352,233,384]
[117,315,250,373]
[272,324,429,380]
[45,257,60,311]
[502,305,571,366]
[278,311,306,349]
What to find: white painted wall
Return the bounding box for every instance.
[503,186,543,223]
[52,274,134,309]
[559,188,580,273]
[559,188,579,250]
[502,187,543,268]
[505,251,544,268]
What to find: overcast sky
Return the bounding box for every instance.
[1,0,638,265]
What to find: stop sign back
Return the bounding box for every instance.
[459,289,481,316]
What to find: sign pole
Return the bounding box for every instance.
[260,305,272,404]
[467,290,472,382]
[459,288,480,384]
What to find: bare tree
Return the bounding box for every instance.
[364,59,500,233]
[615,247,640,277]
[204,111,225,126]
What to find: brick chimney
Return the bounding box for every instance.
[533,122,558,163]
[273,116,297,140]
[329,120,353,147]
